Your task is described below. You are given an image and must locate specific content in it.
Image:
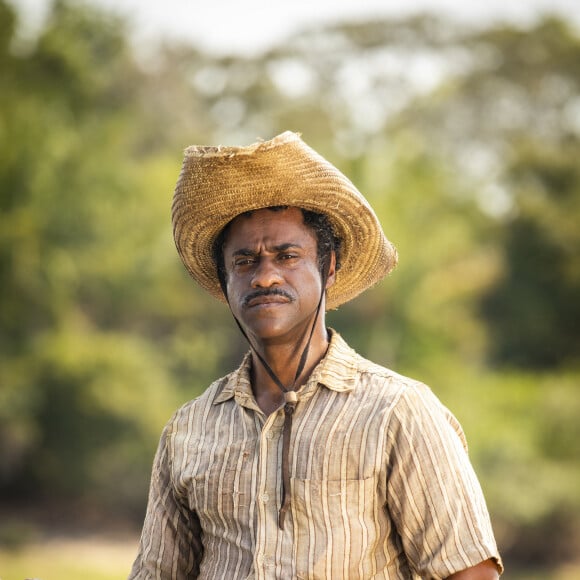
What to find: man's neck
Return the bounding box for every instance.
[250,325,330,415]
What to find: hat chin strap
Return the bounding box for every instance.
[224,261,329,530]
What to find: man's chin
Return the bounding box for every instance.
[240,315,298,344]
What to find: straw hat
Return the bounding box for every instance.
[172,131,397,310]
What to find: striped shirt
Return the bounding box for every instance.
[129,331,502,579]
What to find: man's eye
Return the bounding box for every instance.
[235,258,256,266]
[280,254,298,261]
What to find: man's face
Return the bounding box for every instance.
[222,207,335,344]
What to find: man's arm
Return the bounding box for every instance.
[447,558,500,579]
[129,422,204,579]
[385,384,503,578]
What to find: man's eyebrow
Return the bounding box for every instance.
[273,243,303,252]
[231,243,303,257]
[232,248,256,257]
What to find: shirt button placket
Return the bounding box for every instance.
[255,413,281,579]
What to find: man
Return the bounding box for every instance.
[130,131,502,579]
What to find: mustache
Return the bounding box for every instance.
[242,288,295,307]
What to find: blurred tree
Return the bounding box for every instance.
[1,0,579,571]
[481,140,580,368]
[0,0,224,516]
[383,17,580,370]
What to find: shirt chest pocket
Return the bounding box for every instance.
[290,475,388,577]
[289,422,382,482]
[291,475,378,520]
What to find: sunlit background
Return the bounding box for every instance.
[1,0,580,578]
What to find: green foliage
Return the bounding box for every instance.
[1,0,579,572]
[482,140,580,368]
[0,0,224,513]
[419,365,580,566]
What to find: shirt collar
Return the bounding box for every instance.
[213,329,359,406]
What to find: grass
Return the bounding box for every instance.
[0,534,139,580]
[2,534,580,580]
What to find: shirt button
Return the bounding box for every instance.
[261,493,269,503]
[266,431,274,440]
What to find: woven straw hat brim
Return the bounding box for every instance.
[172,131,397,310]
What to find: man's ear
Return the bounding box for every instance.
[325,251,337,290]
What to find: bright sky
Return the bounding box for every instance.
[11,0,580,55]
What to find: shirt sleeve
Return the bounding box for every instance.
[129,420,204,579]
[385,383,503,579]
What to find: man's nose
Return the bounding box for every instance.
[251,257,283,288]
